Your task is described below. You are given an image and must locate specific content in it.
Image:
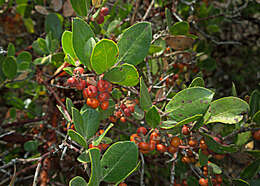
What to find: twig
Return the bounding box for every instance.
[140,152,145,186]
[223,126,260,141]
[1,117,46,129]
[170,161,175,185]
[141,0,154,21]
[32,162,41,186]
[131,0,141,24]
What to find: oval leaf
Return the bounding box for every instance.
[70,0,88,16]
[189,77,205,87]
[117,22,152,66]
[62,31,77,59]
[68,129,87,148]
[72,107,84,137]
[88,148,102,186]
[2,56,17,79]
[91,39,119,74]
[145,105,160,128]
[140,77,152,111]
[170,21,190,35]
[82,108,100,139]
[24,140,38,152]
[249,90,260,117]
[72,18,95,66]
[101,141,138,183]
[69,176,87,186]
[241,159,260,180]
[206,97,250,124]
[165,87,214,122]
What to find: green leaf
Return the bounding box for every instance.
[17,51,32,64]
[199,149,208,167]
[57,105,70,122]
[24,140,38,152]
[189,77,205,87]
[88,148,102,186]
[93,123,114,146]
[107,20,120,34]
[70,0,88,16]
[24,18,34,33]
[140,77,152,111]
[72,107,84,137]
[161,114,203,130]
[249,90,260,117]
[232,179,249,186]
[132,104,145,120]
[77,150,90,163]
[62,31,77,59]
[98,99,115,120]
[101,141,138,183]
[145,106,160,128]
[66,97,74,115]
[148,45,163,55]
[72,18,95,67]
[232,82,237,97]
[201,133,238,154]
[206,97,250,124]
[208,162,222,174]
[16,3,32,18]
[91,39,119,74]
[253,110,260,126]
[245,150,260,158]
[241,159,260,180]
[2,56,17,79]
[104,64,139,86]
[7,43,15,56]
[32,38,50,55]
[111,88,122,100]
[170,21,190,35]
[236,132,251,146]
[82,108,100,139]
[45,13,62,40]
[165,8,173,31]
[68,129,87,148]
[117,22,152,66]
[69,176,87,186]
[187,176,199,186]
[165,87,214,122]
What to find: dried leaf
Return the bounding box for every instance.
[35,5,49,15]
[63,0,74,17]
[51,0,63,11]
[165,35,194,50]
[92,0,102,8]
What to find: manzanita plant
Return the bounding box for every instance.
[0,0,260,186]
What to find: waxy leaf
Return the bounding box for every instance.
[104,64,139,86]
[72,18,95,67]
[45,13,62,40]
[101,141,138,183]
[189,77,205,87]
[70,0,88,16]
[93,123,114,146]
[2,56,17,79]
[82,108,100,139]
[88,148,102,186]
[253,110,260,125]
[117,22,152,66]
[24,140,38,152]
[140,77,152,111]
[91,39,119,74]
[62,31,77,59]
[72,107,84,137]
[69,176,87,186]
[249,90,260,117]
[232,179,249,186]
[146,106,160,128]
[68,129,87,148]
[170,21,190,35]
[7,43,15,57]
[201,132,238,154]
[165,87,214,121]
[77,150,90,163]
[66,97,74,115]
[241,159,260,180]
[208,162,222,174]
[206,97,249,124]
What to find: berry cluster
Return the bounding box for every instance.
[83,79,112,110]
[110,101,135,123]
[66,67,86,90]
[96,7,109,24]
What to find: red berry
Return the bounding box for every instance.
[76,79,86,90]
[156,144,167,153]
[182,125,190,135]
[149,140,156,151]
[100,100,109,110]
[199,139,208,150]
[168,146,178,154]
[96,15,104,24]
[67,77,77,87]
[87,98,99,109]
[98,92,110,102]
[120,117,126,123]
[120,103,127,110]
[118,182,127,186]
[115,110,122,118]
[97,80,106,92]
[109,116,117,123]
[150,131,160,144]
[100,7,109,16]
[199,178,208,186]
[85,85,98,98]
[73,67,84,75]
[138,142,150,151]
[129,106,135,113]
[188,139,198,147]
[253,130,260,141]
[137,127,147,135]
[170,136,181,148]
[124,108,131,117]
[130,133,140,144]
